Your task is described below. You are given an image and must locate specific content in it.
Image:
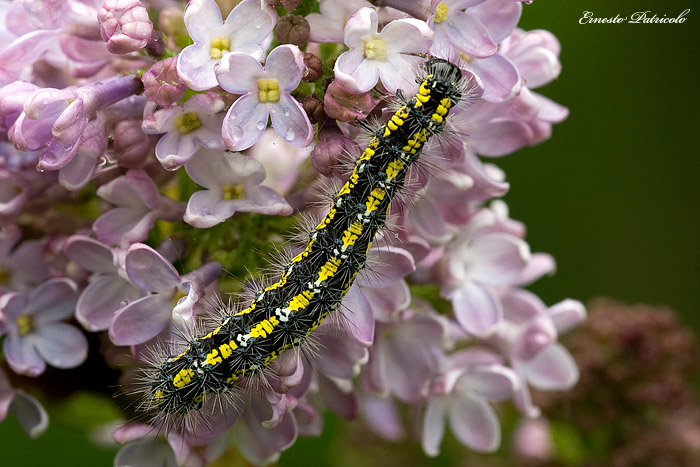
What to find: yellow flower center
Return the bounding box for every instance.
[257,79,280,103]
[363,37,387,60]
[459,52,474,64]
[222,184,245,200]
[16,315,33,336]
[174,112,201,135]
[209,37,231,59]
[434,2,449,23]
[172,288,188,307]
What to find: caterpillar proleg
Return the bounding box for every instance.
[141,57,473,423]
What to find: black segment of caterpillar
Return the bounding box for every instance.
[143,57,469,422]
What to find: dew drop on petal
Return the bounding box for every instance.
[283,108,290,118]
[256,121,266,130]
[284,129,295,141]
[229,125,244,140]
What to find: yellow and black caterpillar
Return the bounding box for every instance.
[147,57,467,417]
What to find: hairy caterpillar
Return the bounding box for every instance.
[142,57,470,422]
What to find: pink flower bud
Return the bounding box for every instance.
[142,57,187,106]
[113,120,153,168]
[98,0,153,54]
[323,80,380,122]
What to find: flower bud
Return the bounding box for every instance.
[311,123,359,177]
[275,15,310,50]
[98,0,153,54]
[145,30,167,58]
[142,57,187,106]
[303,52,323,82]
[323,80,380,122]
[301,94,324,124]
[113,120,153,168]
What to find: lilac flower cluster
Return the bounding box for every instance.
[0,0,581,465]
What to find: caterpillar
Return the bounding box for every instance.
[142,57,471,423]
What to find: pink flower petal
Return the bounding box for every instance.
[222,0,277,59]
[468,54,521,102]
[522,343,579,390]
[448,395,500,452]
[125,243,180,293]
[215,52,263,94]
[270,94,314,147]
[380,18,433,54]
[343,7,376,48]
[114,438,178,467]
[222,94,268,151]
[33,322,88,369]
[375,53,424,94]
[28,278,78,324]
[364,246,415,287]
[97,170,160,209]
[4,335,45,376]
[334,52,379,93]
[548,299,586,334]
[468,233,530,285]
[93,208,157,246]
[63,236,115,274]
[109,295,173,345]
[184,189,236,228]
[339,286,374,346]
[76,274,140,331]
[9,391,48,439]
[442,12,497,58]
[470,0,522,44]
[462,365,518,401]
[58,152,96,191]
[264,45,303,92]
[176,44,219,91]
[421,397,447,456]
[451,282,502,337]
[155,130,198,170]
[470,119,535,156]
[183,0,223,44]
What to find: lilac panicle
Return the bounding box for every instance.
[98,0,153,54]
[0,0,580,464]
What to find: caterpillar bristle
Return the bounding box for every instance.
[133,57,473,429]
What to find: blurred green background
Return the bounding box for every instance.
[1,1,698,465]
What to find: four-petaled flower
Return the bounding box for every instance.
[184,148,293,228]
[333,7,434,94]
[215,44,314,150]
[142,92,226,170]
[1,278,87,377]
